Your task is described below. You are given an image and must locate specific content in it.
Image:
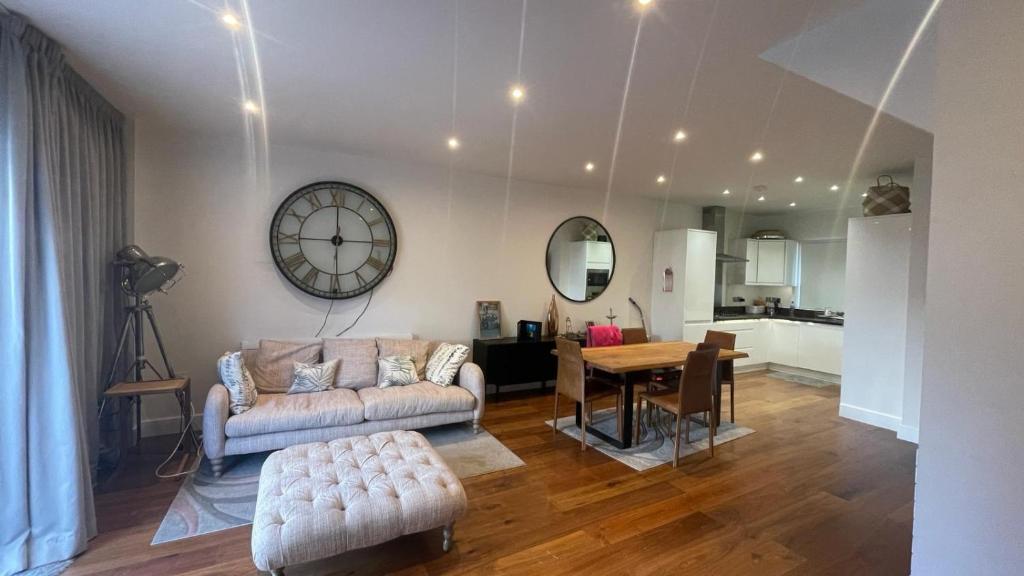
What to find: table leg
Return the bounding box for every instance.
[572,373,635,449]
[713,362,724,427]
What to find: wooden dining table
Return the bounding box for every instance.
[554,341,748,449]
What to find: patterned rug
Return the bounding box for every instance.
[547,407,755,471]
[151,424,523,545]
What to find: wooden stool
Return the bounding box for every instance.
[104,378,194,468]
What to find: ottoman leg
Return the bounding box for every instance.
[442,523,455,552]
[472,420,481,434]
[270,569,285,576]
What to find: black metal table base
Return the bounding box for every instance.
[570,363,728,450]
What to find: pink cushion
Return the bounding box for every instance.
[587,325,623,348]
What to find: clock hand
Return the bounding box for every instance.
[299,236,333,242]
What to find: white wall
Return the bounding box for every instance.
[899,155,932,443]
[132,123,700,433]
[839,214,912,431]
[912,2,1024,573]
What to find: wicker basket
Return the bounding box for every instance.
[862,175,911,216]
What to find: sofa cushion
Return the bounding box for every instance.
[377,338,433,380]
[250,339,322,393]
[322,338,378,389]
[225,387,364,437]
[358,382,475,421]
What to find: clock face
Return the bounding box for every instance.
[269,181,397,299]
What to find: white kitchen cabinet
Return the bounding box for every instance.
[798,323,844,375]
[651,229,717,341]
[768,320,801,367]
[741,239,800,286]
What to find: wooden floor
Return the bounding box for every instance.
[69,371,917,575]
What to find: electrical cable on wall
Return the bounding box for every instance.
[335,288,374,337]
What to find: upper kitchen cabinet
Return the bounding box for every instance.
[741,239,800,286]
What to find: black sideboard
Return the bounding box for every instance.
[472,336,585,398]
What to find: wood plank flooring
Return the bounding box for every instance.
[69,371,917,575]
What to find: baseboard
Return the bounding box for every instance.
[768,363,842,385]
[838,403,901,432]
[734,363,769,373]
[142,415,201,438]
[897,423,919,444]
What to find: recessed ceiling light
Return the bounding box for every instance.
[447,137,460,150]
[656,175,666,184]
[638,0,653,7]
[830,184,840,191]
[757,195,766,202]
[789,202,797,207]
[509,85,525,103]
[242,100,260,114]
[794,176,804,183]
[585,162,595,172]
[722,189,730,195]
[750,151,764,163]
[673,130,687,143]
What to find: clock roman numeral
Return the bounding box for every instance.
[372,239,391,248]
[329,189,341,207]
[278,233,299,244]
[305,193,322,209]
[286,208,306,222]
[283,252,306,273]
[302,267,319,287]
[366,217,383,227]
[366,256,385,272]
[354,271,367,287]
[330,274,341,294]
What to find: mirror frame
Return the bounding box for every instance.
[545,216,616,303]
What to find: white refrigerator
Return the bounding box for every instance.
[650,228,717,341]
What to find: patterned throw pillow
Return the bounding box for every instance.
[425,343,470,387]
[377,355,419,388]
[217,351,258,415]
[287,359,339,395]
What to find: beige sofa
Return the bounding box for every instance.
[203,338,485,476]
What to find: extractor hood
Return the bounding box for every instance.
[702,206,747,263]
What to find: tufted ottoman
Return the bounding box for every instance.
[251,431,467,575]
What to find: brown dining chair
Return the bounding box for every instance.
[635,345,720,467]
[704,330,737,423]
[620,327,647,345]
[553,337,623,451]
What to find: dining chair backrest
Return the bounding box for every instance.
[704,330,736,350]
[587,324,623,348]
[555,337,587,402]
[678,345,719,414]
[621,327,648,345]
[703,330,735,381]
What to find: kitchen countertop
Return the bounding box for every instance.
[712,310,844,327]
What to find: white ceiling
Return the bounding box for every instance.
[7,0,934,213]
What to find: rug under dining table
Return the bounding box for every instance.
[547,407,755,471]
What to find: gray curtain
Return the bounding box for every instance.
[0,12,128,574]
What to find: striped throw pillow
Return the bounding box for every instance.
[425,343,470,387]
[217,351,258,415]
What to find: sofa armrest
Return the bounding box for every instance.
[203,383,230,475]
[458,362,485,433]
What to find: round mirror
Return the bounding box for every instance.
[546,216,615,302]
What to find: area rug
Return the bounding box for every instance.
[151,424,523,545]
[547,407,754,471]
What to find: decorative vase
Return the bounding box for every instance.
[546,295,559,338]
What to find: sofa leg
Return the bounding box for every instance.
[472,420,481,434]
[270,569,285,576]
[210,457,224,477]
[442,523,454,552]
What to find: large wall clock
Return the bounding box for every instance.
[269,181,397,299]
